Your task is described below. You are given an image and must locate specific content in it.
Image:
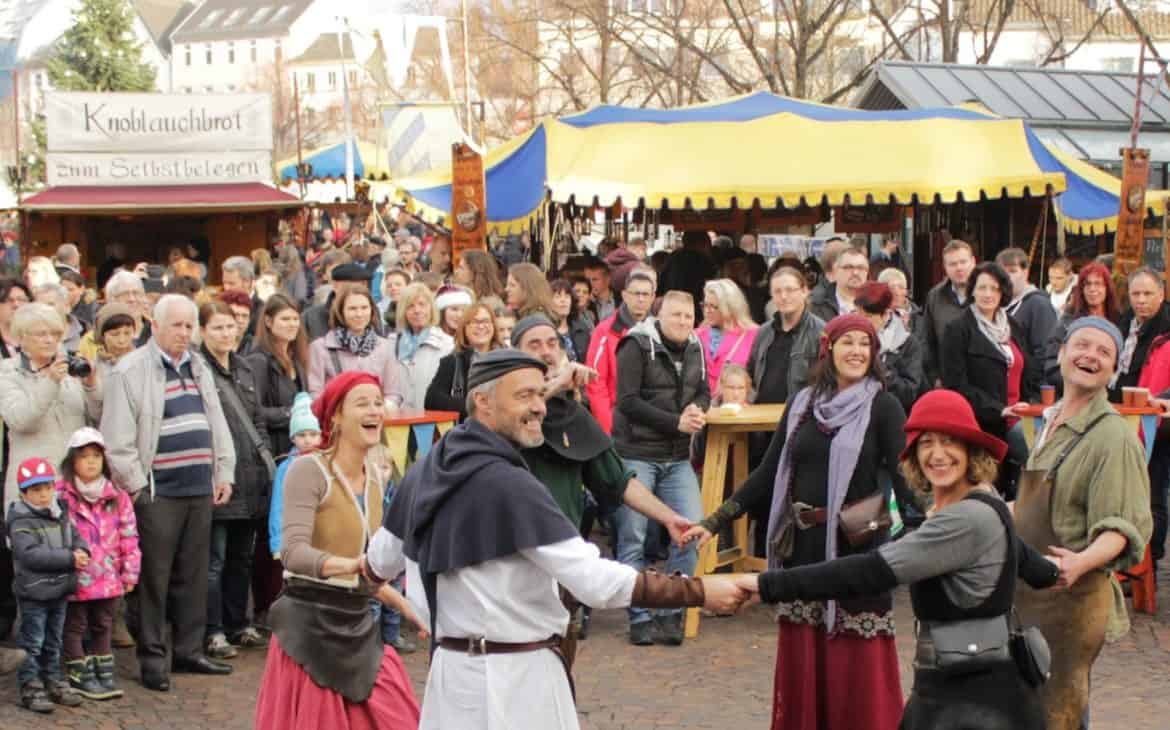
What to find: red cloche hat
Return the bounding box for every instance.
[901,389,1008,463]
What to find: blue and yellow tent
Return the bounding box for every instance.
[398,91,1133,235]
[276,140,387,182]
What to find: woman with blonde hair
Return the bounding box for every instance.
[388,283,453,409]
[696,278,759,395]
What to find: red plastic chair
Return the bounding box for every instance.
[1117,546,1157,615]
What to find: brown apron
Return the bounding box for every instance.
[1014,413,1114,730]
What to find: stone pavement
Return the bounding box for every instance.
[0,569,1168,729]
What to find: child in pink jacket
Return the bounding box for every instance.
[56,427,140,701]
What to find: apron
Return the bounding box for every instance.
[1014,413,1113,730]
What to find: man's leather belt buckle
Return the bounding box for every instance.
[468,636,488,656]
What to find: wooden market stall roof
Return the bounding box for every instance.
[21,182,303,215]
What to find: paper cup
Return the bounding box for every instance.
[1133,388,1150,408]
[1040,385,1055,405]
[1123,387,1137,407]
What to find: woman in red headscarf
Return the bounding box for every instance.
[683,314,908,730]
[255,372,419,730]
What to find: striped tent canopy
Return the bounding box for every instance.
[397,91,1131,235]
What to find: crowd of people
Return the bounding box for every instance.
[0,220,1158,730]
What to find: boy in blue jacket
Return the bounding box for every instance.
[268,393,321,559]
[7,458,89,714]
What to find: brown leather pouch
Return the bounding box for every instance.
[630,569,705,608]
[838,491,892,547]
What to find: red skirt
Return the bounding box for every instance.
[772,620,902,730]
[255,635,420,730]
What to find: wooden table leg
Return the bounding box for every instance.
[685,428,731,639]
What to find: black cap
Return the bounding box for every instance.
[331,262,373,282]
[466,349,547,391]
[510,313,557,349]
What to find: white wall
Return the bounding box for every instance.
[170,37,285,93]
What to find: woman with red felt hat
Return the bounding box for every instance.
[733,389,1062,730]
[255,371,419,730]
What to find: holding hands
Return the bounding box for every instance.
[698,574,762,614]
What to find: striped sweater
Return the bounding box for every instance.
[151,357,214,498]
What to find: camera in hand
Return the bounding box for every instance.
[66,356,92,379]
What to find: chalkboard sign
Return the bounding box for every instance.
[1143,229,1165,273]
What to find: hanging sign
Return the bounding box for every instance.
[450,143,487,265]
[45,92,273,152]
[1114,147,1150,275]
[46,151,271,186]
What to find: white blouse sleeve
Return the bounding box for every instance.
[367,527,406,582]
[521,537,638,609]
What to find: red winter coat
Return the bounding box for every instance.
[584,307,634,434]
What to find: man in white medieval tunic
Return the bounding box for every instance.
[365,349,743,730]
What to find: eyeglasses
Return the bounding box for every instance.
[4,295,28,305]
[838,264,868,272]
[626,290,654,299]
[468,318,493,327]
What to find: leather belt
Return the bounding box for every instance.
[439,636,561,656]
[792,501,829,530]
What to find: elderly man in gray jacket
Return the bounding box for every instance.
[100,295,236,692]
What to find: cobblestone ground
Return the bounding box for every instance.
[0,565,1167,729]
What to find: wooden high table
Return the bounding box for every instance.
[685,403,786,638]
[383,409,461,475]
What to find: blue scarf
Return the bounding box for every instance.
[765,376,881,632]
[397,327,427,362]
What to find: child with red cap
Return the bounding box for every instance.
[7,456,90,713]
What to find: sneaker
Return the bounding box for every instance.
[205,633,238,660]
[20,680,54,714]
[0,646,26,675]
[388,635,416,655]
[228,626,266,649]
[628,620,656,646]
[46,678,83,707]
[654,613,685,646]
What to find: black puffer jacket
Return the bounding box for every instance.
[202,347,270,519]
[7,500,87,602]
[247,348,306,461]
[613,319,710,462]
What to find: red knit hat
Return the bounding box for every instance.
[819,313,879,361]
[901,389,1008,462]
[312,372,382,449]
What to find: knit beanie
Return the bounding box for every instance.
[1064,316,1123,359]
[289,392,321,438]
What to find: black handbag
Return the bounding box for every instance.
[1010,609,1051,687]
[927,615,1012,676]
[217,374,277,481]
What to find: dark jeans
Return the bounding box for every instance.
[251,517,282,617]
[128,494,212,676]
[1148,440,1170,563]
[207,520,256,636]
[16,597,67,685]
[64,597,117,660]
[0,537,16,640]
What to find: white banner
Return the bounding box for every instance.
[46,92,273,153]
[46,151,273,186]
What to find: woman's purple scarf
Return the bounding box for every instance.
[765,377,881,632]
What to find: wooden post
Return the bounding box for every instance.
[1115,148,1151,279]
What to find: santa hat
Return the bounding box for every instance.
[435,286,472,311]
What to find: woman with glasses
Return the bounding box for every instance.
[0,278,31,358]
[425,301,499,421]
[550,279,593,363]
[0,303,100,509]
[697,279,758,395]
[77,272,151,363]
